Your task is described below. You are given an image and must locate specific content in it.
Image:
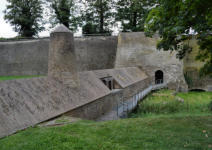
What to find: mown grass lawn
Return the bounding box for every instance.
[0,115,212,150]
[0,90,211,150]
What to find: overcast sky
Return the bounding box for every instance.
[0,0,16,38]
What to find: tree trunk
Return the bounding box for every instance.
[133,12,137,28]
[99,0,104,33]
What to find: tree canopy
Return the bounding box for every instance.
[145,0,212,76]
[4,0,44,37]
[116,0,156,32]
[46,0,81,31]
[82,0,114,35]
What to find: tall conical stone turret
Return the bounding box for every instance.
[48,24,78,87]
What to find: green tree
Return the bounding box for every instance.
[82,0,114,35]
[47,0,81,31]
[4,0,44,37]
[145,0,212,76]
[115,0,156,32]
[82,11,99,35]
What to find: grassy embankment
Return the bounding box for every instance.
[0,75,41,81]
[131,89,212,117]
[0,89,211,150]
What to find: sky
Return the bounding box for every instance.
[0,0,17,38]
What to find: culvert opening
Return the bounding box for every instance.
[189,89,206,92]
[100,76,121,91]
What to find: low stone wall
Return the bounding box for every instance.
[0,36,117,76]
[65,77,150,120]
[65,91,122,120]
[122,78,150,99]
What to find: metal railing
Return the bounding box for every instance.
[117,83,167,118]
[155,79,163,84]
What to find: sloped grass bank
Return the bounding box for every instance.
[131,89,212,117]
[0,116,212,150]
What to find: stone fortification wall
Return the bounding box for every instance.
[0,39,49,76]
[0,36,117,76]
[115,32,188,91]
[75,36,117,71]
[0,71,111,138]
[0,66,149,138]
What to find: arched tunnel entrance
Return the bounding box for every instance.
[155,70,163,84]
